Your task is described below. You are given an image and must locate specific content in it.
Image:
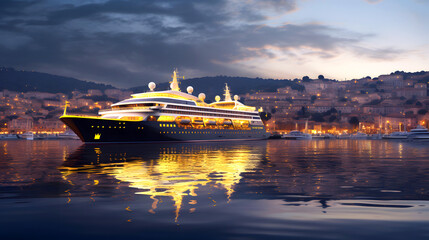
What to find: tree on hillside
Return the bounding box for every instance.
[339,97,347,102]
[328,107,337,114]
[259,112,272,122]
[310,113,325,122]
[271,108,277,114]
[302,76,311,82]
[297,106,310,118]
[418,109,428,115]
[328,115,337,122]
[318,75,325,80]
[349,116,359,128]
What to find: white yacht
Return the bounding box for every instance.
[282,130,312,140]
[382,132,409,140]
[19,132,34,140]
[0,134,18,140]
[350,132,369,139]
[407,125,429,141]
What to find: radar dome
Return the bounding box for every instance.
[234,95,239,101]
[187,86,194,94]
[148,82,156,91]
[215,95,221,102]
[198,93,206,101]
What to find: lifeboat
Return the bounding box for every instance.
[223,119,233,125]
[179,118,191,124]
[205,119,217,125]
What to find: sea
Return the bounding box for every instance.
[0,139,428,240]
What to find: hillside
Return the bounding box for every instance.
[0,67,115,94]
[130,76,304,101]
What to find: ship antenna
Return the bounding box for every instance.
[63,101,69,116]
[170,68,182,91]
[224,83,232,101]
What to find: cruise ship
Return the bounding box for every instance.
[60,70,269,143]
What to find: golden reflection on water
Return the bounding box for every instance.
[60,144,263,222]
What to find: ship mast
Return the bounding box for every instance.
[224,83,232,101]
[170,69,180,91]
[63,101,69,116]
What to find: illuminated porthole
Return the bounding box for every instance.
[91,126,94,128]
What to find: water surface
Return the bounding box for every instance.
[0,140,428,239]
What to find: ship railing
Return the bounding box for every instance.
[99,107,155,114]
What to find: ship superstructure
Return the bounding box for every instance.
[60,70,268,142]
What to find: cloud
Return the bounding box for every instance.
[365,0,383,4]
[0,0,406,87]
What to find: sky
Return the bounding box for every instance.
[0,0,428,88]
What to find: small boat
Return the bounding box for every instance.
[407,126,429,141]
[0,134,18,140]
[312,134,335,139]
[269,132,282,139]
[19,132,34,140]
[282,130,312,140]
[337,133,350,139]
[382,132,409,140]
[350,132,369,139]
[311,134,327,139]
[370,133,383,140]
[58,131,80,140]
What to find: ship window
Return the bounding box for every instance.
[117,98,196,106]
[147,116,159,121]
[91,126,94,128]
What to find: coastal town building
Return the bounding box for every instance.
[1,71,429,134]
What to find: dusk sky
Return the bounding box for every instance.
[0,0,428,88]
